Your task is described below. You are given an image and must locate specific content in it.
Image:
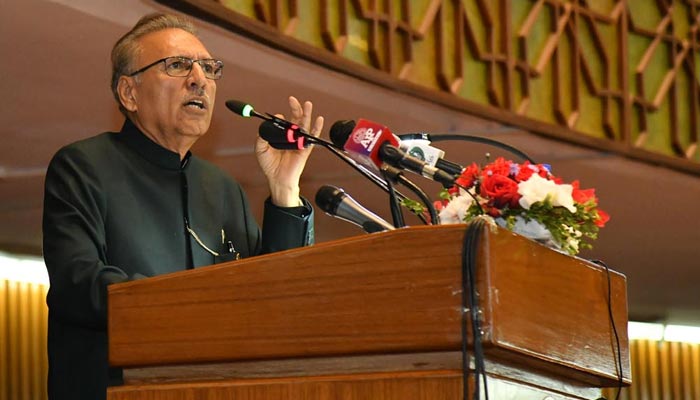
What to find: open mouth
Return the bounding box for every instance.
[184,99,206,110]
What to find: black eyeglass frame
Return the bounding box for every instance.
[127,56,224,80]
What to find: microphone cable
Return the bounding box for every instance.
[382,166,439,225]
[226,101,434,225]
[382,169,406,228]
[461,218,489,400]
[401,133,535,164]
[590,259,624,400]
[321,145,430,225]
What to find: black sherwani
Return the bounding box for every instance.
[42,119,314,400]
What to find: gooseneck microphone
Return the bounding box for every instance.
[398,134,465,176]
[315,185,395,233]
[226,99,320,150]
[226,101,432,224]
[225,99,265,119]
[332,120,465,177]
[329,119,457,187]
[399,132,535,164]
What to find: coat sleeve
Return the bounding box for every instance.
[261,197,314,254]
[43,147,142,330]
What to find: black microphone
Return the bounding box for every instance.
[315,185,395,233]
[331,120,464,176]
[398,132,536,164]
[225,99,264,119]
[397,134,464,176]
[258,120,310,150]
[226,99,316,150]
[329,119,456,186]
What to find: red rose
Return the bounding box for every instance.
[595,209,610,227]
[481,157,512,178]
[433,200,446,211]
[513,161,551,182]
[515,163,536,181]
[486,206,502,217]
[571,180,597,204]
[456,163,479,188]
[480,174,520,208]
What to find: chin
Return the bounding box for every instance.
[179,121,211,137]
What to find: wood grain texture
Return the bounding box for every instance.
[108,369,600,400]
[109,225,630,388]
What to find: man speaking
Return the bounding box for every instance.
[42,13,324,400]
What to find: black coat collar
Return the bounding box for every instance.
[117,118,192,170]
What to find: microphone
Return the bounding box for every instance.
[329,119,456,186]
[258,120,309,150]
[398,136,464,176]
[315,185,395,233]
[226,99,313,150]
[331,120,463,176]
[399,132,536,165]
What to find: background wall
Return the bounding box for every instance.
[1,0,700,398]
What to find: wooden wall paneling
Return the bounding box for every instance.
[659,340,672,400]
[171,0,700,173]
[0,281,48,400]
[0,281,7,400]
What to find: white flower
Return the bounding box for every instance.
[438,194,474,224]
[567,238,580,253]
[517,174,575,213]
[562,224,583,238]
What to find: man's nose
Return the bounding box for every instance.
[187,62,207,89]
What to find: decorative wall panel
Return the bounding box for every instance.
[177,0,700,173]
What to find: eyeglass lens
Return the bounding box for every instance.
[164,57,223,80]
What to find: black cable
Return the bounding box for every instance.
[461,219,489,400]
[383,166,439,224]
[591,259,623,400]
[423,133,535,163]
[460,223,472,400]
[322,144,429,225]
[469,221,489,400]
[399,175,439,224]
[302,133,438,226]
[383,169,405,228]
[453,182,485,216]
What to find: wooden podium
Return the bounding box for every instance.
[107,225,630,399]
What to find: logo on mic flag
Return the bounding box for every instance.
[343,119,398,172]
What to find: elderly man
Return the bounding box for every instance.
[42,13,323,400]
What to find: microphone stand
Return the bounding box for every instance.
[381,169,406,228]
[382,166,439,225]
[227,102,435,225]
[315,143,431,226]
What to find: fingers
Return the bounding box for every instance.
[288,96,314,132]
[301,100,313,132]
[311,116,324,138]
[288,96,303,121]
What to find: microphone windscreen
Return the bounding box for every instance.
[258,120,305,150]
[314,185,344,214]
[225,99,253,117]
[329,120,356,148]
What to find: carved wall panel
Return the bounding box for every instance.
[180,0,700,170]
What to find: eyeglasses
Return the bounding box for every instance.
[128,56,224,80]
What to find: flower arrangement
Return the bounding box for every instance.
[423,157,609,255]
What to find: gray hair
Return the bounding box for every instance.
[110,13,197,115]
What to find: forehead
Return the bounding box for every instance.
[136,28,211,61]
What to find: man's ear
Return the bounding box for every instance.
[117,76,138,112]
